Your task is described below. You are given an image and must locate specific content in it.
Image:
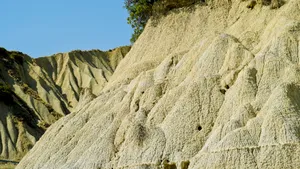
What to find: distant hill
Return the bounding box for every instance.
[0,46,130,166]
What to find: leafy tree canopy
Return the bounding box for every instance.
[125,0,201,43]
[125,0,156,43]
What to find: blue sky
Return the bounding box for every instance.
[0,1,132,58]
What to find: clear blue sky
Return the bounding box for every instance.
[0,0,132,58]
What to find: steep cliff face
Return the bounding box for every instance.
[0,47,129,164]
[17,0,300,168]
[0,49,69,163]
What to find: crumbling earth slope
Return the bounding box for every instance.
[17,0,300,168]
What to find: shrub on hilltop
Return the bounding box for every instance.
[10,51,24,65]
[0,47,9,57]
[125,0,202,43]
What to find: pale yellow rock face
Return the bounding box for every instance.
[0,47,129,164]
[36,47,131,110]
[0,53,67,163]
[17,0,300,168]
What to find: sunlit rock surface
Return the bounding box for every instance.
[17,0,300,168]
[0,47,129,165]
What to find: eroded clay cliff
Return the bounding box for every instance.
[17,0,300,168]
[36,47,130,110]
[0,47,129,165]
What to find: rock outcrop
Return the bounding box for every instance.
[36,47,130,110]
[17,0,300,168]
[0,47,129,164]
[0,49,68,162]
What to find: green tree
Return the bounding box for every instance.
[125,0,156,43]
[125,0,201,43]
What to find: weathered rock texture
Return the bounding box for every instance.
[17,0,300,168]
[0,47,129,164]
[36,47,130,110]
[0,50,68,162]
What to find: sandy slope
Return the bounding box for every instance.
[17,0,300,168]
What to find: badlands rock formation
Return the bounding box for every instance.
[0,47,129,164]
[36,47,130,110]
[18,0,300,168]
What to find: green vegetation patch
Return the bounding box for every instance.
[0,47,9,58]
[0,48,25,68]
[0,83,14,105]
[9,51,24,65]
[125,0,203,43]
